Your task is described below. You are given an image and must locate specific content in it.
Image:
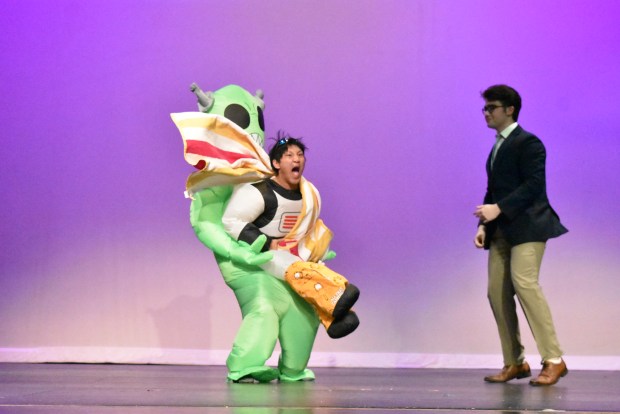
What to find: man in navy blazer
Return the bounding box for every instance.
[474,84,568,386]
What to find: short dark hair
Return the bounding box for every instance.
[481,84,522,121]
[268,131,307,173]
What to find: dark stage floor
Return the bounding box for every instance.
[1,363,619,413]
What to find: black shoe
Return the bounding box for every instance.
[327,311,360,339]
[333,284,360,319]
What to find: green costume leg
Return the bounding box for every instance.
[278,284,320,382]
[219,259,318,382]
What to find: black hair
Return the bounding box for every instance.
[268,131,307,174]
[481,84,522,121]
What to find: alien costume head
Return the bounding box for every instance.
[191,83,266,147]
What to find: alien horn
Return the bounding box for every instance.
[189,82,214,112]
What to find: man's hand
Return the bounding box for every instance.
[229,235,273,266]
[474,204,501,223]
[474,225,486,248]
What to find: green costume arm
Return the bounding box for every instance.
[322,250,337,261]
[190,185,273,266]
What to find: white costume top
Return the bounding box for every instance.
[223,178,333,278]
[223,179,303,251]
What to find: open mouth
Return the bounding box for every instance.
[292,166,300,173]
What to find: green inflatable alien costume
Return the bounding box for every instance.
[171,84,359,383]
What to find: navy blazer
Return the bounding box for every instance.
[482,125,568,249]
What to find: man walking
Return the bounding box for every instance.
[474,84,568,386]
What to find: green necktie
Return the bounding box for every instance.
[491,135,503,167]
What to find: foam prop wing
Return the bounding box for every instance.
[171,112,273,198]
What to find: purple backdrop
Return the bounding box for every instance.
[1,0,619,365]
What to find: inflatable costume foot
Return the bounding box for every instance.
[227,366,280,383]
[285,262,360,338]
[279,368,316,382]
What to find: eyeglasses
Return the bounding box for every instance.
[482,104,505,114]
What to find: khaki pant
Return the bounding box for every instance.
[488,232,563,364]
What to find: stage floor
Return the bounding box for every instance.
[1,363,619,413]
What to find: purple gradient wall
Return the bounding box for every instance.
[1,0,619,366]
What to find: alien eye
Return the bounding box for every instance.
[257,107,265,131]
[224,104,250,129]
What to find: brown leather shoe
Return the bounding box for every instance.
[529,359,568,386]
[484,362,531,383]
